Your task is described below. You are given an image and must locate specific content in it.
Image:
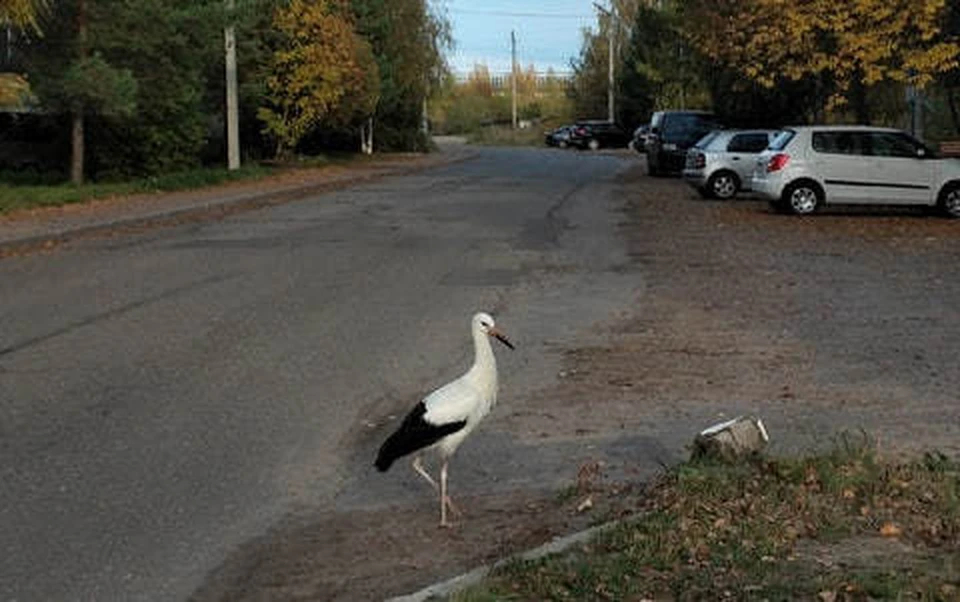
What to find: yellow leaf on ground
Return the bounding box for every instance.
[880,522,902,537]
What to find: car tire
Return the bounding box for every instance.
[782,180,823,215]
[937,182,960,218]
[558,140,568,149]
[706,170,740,200]
[587,139,600,151]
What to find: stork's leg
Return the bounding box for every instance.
[412,455,438,491]
[439,460,462,527]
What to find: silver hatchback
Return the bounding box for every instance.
[683,129,777,199]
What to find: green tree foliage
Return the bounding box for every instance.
[570,28,610,122]
[26,0,225,178]
[618,1,708,126]
[351,0,450,150]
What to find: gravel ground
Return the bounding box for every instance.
[190,159,960,602]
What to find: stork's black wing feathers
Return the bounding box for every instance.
[374,401,467,472]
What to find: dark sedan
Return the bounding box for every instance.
[568,121,631,150]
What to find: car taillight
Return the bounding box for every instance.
[576,127,587,136]
[693,152,706,169]
[766,153,790,172]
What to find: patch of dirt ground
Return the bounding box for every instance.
[190,163,960,601]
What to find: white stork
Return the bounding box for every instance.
[375,312,514,527]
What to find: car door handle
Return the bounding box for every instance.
[731,156,740,161]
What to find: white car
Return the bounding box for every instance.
[752,125,960,217]
[683,129,778,199]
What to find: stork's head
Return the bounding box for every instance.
[474,312,515,350]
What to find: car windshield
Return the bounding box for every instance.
[769,130,796,151]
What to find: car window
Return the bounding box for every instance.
[769,130,795,151]
[694,130,721,149]
[812,131,868,156]
[661,114,720,145]
[727,133,770,153]
[868,132,922,158]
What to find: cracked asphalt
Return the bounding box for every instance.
[2,145,958,601]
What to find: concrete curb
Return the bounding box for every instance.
[384,520,620,602]
[0,149,478,257]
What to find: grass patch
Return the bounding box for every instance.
[456,441,960,601]
[0,164,279,215]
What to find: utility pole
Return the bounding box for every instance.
[511,30,518,129]
[594,3,615,123]
[607,17,615,123]
[224,0,240,170]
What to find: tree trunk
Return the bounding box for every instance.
[70,111,84,185]
[72,0,87,185]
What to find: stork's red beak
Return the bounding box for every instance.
[489,328,515,350]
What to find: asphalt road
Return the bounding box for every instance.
[0,147,644,601]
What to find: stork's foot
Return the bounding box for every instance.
[443,495,463,518]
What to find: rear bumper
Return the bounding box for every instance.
[751,174,782,200]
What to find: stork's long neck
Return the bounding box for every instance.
[467,328,497,389]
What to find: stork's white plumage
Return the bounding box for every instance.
[375,312,514,527]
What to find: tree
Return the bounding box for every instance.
[23,0,224,181]
[351,0,450,150]
[0,0,49,31]
[618,1,708,125]
[684,0,960,121]
[257,0,372,158]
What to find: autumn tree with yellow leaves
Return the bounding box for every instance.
[684,0,960,121]
[258,0,379,158]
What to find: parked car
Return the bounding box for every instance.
[683,129,778,199]
[629,124,651,153]
[752,125,960,217]
[568,120,631,150]
[544,125,574,148]
[646,110,723,176]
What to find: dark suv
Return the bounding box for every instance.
[568,120,630,150]
[645,110,722,176]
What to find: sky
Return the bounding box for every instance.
[440,1,600,75]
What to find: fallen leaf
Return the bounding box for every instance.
[576,496,593,513]
[880,522,902,537]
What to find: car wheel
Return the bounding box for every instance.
[707,171,739,200]
[558,140,568,149]
[783,180,822,215]
[587,139,600,151]
[937,182,960,218]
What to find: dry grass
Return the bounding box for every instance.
[456,437,960,601]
